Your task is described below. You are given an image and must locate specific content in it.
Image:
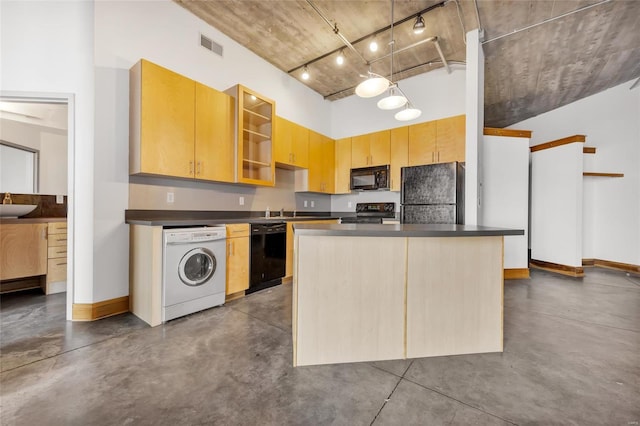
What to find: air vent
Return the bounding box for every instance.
[200,34,223,57]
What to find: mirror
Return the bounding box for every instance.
[0,142,38,193]
[0,100,68,195]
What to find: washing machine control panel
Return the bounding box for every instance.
[165,226,227,243]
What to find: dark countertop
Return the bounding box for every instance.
[125,210,344,226]
[292,223,524,237]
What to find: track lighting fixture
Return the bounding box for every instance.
[301,65,310,80]
[413,14,425,34]
[336,50,345,66]
[369,37,378,52]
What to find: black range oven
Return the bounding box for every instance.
[340,202,396,224]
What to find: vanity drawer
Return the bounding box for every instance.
[48,245,67,259]
[47,258,67,283]
[48,233,67,247]
[48,222,67,234]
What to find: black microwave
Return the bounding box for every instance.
[350,165,390,191]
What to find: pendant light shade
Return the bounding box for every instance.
[395,105,422,121]
[377,86,407,110]
[355,75,390,98]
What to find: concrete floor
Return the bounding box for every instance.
[1,268,639,425]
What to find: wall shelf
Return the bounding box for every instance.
[583,172,624,177]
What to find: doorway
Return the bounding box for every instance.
[0,92,74,320]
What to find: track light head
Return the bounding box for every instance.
[336,50,345,66]
[301,66,310,80]
[413,14,425,34]
[369,38,378,52]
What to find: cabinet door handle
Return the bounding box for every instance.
[189,161,194,174]
[56,262,67,266]
[197,161,201,175]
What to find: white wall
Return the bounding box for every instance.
[331,67,466,139]
[512,81,640,266]
[1,0,95,312]
[482,135,529,269]
[530,143,584,267]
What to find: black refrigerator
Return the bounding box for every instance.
[400,162,465,224]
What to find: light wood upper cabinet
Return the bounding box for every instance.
[274,116,309,169]
[408,115,465,166]
[228,85,275,186]
[408,120,437,166]
[307,131,335,194]
[195,83,235,182]
[436,115,466,163]
[0,223,47,281]
[130,59,235,183]
[130,59,195,178]
[334,137,352,194]
[226,224,250,296]
[390,126,409,191]
[351,130,390,168]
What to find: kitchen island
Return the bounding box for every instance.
[292,223,523,367]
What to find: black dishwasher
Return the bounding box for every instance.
[248,222,287,294]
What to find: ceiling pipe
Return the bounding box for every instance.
[432,38,451,74]
[304,0,369,66]
[288,0,448,74]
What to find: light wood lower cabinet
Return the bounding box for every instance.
[285,219,338,279]
[226,224,250,298]
[0,223,47,281]
[46,221,67,294]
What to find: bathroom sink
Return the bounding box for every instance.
[0,204,37,218]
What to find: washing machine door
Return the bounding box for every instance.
[178,248,216,286]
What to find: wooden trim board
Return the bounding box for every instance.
[583,258,640,274]
[504,268,530,279]
[483,127,532,138]
[530,259,585,277]
[583,172,624,177]
[73,296,129,321]
[530,135,586,152]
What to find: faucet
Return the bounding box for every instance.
[3,193,12,205]
[280,208,285,217]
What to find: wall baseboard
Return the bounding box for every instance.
[73,296,129,321]
[583,258,640,274]
[530,259,585,277]
[504,268,530,279]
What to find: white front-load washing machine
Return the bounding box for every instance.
[162,226,226,322]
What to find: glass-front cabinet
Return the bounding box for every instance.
[227,85,275,186]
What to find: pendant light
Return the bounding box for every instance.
[395,104,422,121]
[301,65,310,80]
[355,72,389,98]
[377,85,407,110]
[377,0,407,110]
[336,49,345,66]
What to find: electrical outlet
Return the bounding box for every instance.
[239,196,245,206]
[347,201,352,209]
[56,195,64,204]
[310,200,315,208]
[167,192,174,203]
[304,200,308,207]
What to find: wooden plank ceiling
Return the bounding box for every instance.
[175,0,640,127]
